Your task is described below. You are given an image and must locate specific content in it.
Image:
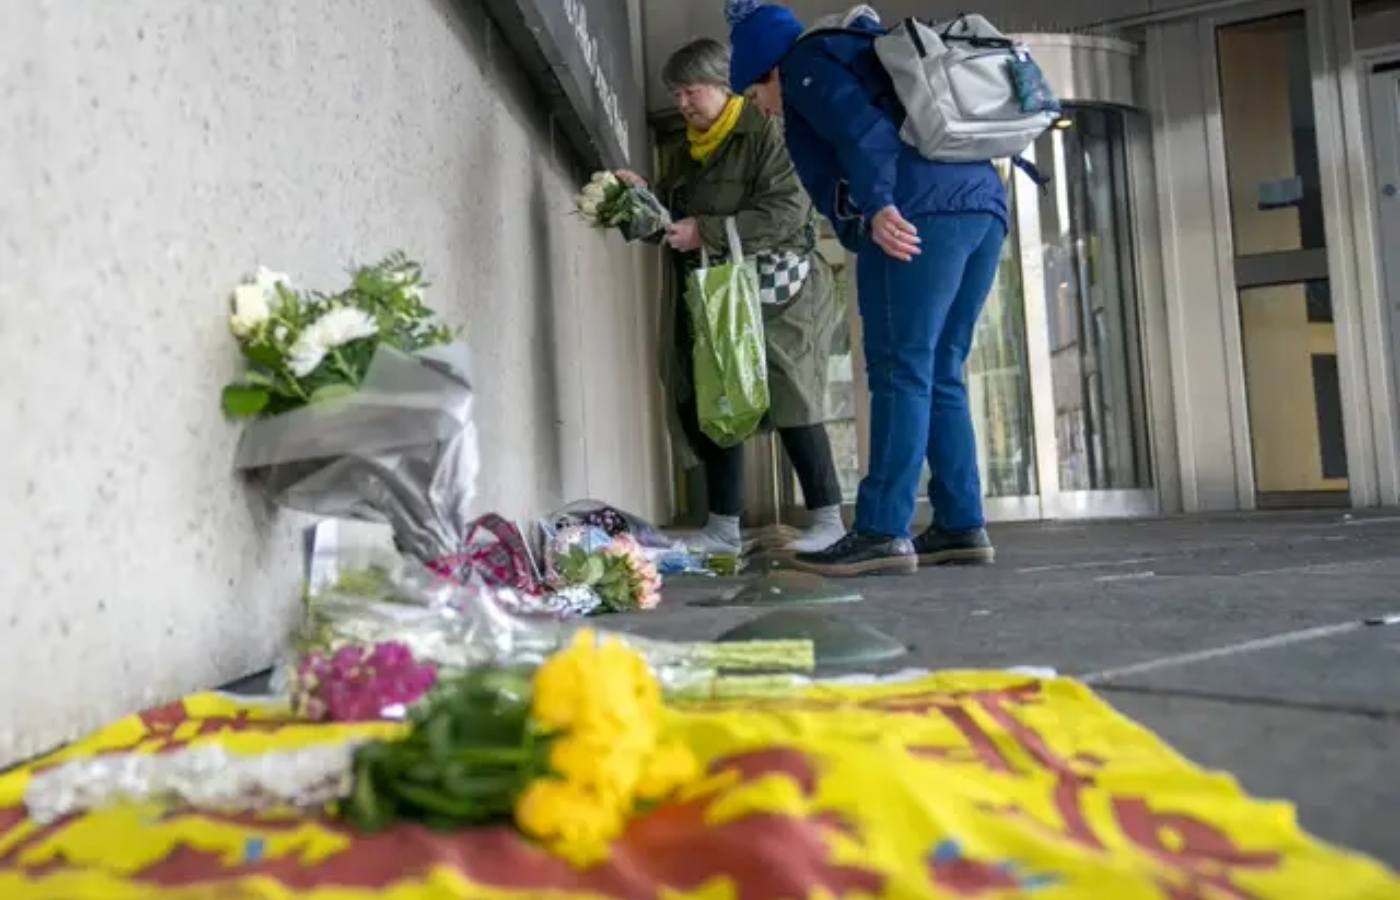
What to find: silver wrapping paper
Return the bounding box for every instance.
[234,343,479,564]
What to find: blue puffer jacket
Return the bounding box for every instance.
[780,15,1008,252]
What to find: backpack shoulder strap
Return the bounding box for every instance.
[1012,155,1052,191]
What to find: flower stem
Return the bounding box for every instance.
[454,746,532,766]
[280,367,311,401]
[331,349,361,386]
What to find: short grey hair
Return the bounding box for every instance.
[662,38,732,92]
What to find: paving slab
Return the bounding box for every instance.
[1102,690,1400,868]
[1098,627,1400,714]
[605,510,1400,868]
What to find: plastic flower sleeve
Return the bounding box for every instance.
[618,185,672,243]
[233,342,479,565]
[293,560,813,703]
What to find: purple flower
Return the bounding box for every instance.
[296,642,438,722]
[331,645,366,678]
[368,642,413,670]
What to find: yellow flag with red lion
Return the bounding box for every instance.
[1,673,1394,898]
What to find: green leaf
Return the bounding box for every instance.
[221,384,270,418]
[309,383,358,404]
[242,342,283,370]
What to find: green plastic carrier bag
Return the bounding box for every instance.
[685,217,770,448]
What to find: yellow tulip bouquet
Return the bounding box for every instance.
[342,629,698,866]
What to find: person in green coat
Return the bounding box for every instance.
[618,38,844,555]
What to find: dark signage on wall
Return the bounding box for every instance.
[480,0,649,173]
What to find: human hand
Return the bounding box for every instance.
[615,169,648,188]
[666,218,703,252]
[871,206,921,262]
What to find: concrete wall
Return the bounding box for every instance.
[0,0,667,765]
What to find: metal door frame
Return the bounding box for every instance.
[1362,48,1400,484]
[1011,118,1162,523]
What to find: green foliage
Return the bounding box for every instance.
[342,667,542,833]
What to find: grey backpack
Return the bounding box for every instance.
[874,14,1060,163]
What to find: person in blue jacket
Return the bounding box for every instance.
[727,1,1005,576]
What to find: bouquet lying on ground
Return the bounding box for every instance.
[294,560,815,702]
[574,171,671,242]
[220,254,480,566]
[343,629,699,866]
[549,526,662,613]
[27,631,701,869]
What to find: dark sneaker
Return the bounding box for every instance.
[791,532,918,578]
[913,527,995,566]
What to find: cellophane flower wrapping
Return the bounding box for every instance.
[616,185,672,242]
[575,172,671,243]
[539,500,708,578]
[233,342,479,566]
[286,556,812,713]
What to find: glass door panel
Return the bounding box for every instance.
[968,191,1039,499]
[1219,14,1326,256]
[1033,107,1153,493]
[1218,12,1348,504]
[1239,280,1348,493]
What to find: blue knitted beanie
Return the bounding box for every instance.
[726,0,804,92]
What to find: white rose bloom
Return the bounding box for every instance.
[582,182,607,204]
[286,307,378,378]
[578,196,601,217]
[312,306,378,349]
[287,332,327,378]
[229,283,271,338]
[593,171,620,190]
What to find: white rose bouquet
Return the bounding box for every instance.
[221,254,453,417]
[223,254,480,565]
[574,171,671,242]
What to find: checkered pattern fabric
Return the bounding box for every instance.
[754,250,811,307]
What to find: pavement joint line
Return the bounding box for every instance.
[1017,556,1170,574]
[1079,615,1400,684]
[1342,516,1400,527]
[1095,571,1157,583]
[1094,684,1400,720]
[1238,559,1394,577]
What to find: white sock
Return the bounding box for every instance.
[690,513,742,554]
[788,505,846,553]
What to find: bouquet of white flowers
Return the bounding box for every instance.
[574,171,671,242]
[223,254,480,565]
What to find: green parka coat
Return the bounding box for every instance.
[656,102,839,463]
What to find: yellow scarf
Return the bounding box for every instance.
[688,96,745,163]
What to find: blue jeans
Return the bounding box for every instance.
[854,213,1006,538]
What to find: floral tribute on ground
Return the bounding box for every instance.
[343,630,698,867]
[223,254,480,568]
